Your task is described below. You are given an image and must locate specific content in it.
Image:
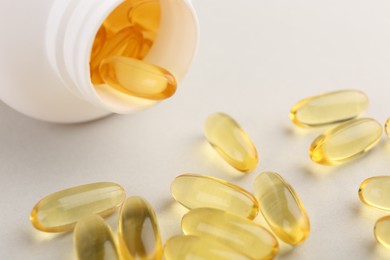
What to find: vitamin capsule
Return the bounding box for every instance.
[290,90,368,127]
[129,0,161,33]
[374,216,390,249]
[254,172,310,245]
[118,196,162,260]
[90,26,143,84]
[74,215,120,260]
[30,182,126,232]
[171,174,259,219]
[103,0,133,35]
[204,113,258,172]
[359,176,390,211]
[91,26,106,60]
[182,208,278,260]
[385,118,390,138]
[163,235,250,260]
[99,56,177,100]
[309,118,382,165]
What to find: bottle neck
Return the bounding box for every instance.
[46,0,198,113]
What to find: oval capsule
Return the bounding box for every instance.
[118,196,162,260]
[204,113,258,172]
[254,172,310,245]
[163,235,250,260]
[309,118,382,165]
[74,215,120,260]
[182,208,278,260]
[30,182,126,232]
[290,90,368,127]
[375,216,390,249]
[359,176,390,211]
[99,56,177,100]
[171,174,259,219]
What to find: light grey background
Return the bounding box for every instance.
[2,0,390,259]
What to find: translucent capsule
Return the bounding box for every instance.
[204,113,258,172]
[74,215,120,260]
[171,174,259,219]
[90,26,143,84]
[290,90,368,127]
[163,235,250,260]
[99,56,177,100]
[254,172,310,245]
[118,196,162,260]
[375,216,390,249]
[103,0,133,35]
[309,118,382,165]
[385,118,390,138]
[129,0,161,33]
[30,182,126,232]
[182,208,279,260]
[359,176,390,211]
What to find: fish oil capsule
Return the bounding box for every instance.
[254,172,310,245]
[359,176,390,211]
[30,182,126,232]
[90,26,143,84]
[182,208,279,259]
[204,113,258,172]
[74,215,120,260]
[171,174,259,219]
[103,0,133,35]
[385,118,390,138]
[129,0,161,34]
[99,56,177,100]
[375,216,390,249]
[290,90,368,127]
[309,118,382,165]
[163,235,250,260]
[118,196,162,260]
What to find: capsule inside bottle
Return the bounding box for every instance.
[309,118,382,165]
[171,174,259,219]
[253,172,310,245]
[358,176,390,211]
[290,90,368,127]
[204,112,258,172]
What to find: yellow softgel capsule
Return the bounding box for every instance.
[99,56,177,100]
[182,208,278,260]
[163,235,250,260]
[375,216,390,249]
[385,118,390,138]
[129,0,161,33]
[290,90,368,127]
[74,215,120,260]
[309,118,382,165]
[30,182,126,232]
[254,172,310,245]
[171,174,259,219]
[118,196,162,260]
[103,0,133,35]
[358,176,390,211]
[204,113,258,172]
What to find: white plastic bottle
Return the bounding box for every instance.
[0,0,198,123]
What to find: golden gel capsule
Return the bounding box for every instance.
[103,0,133,35]
[309,118,382,165]
[375,216,390,249]
[254,172,310,245]
[359,176,390,211]
[385,118,390,138]
[171,174,259,219]
[163,235,250,260]
[30,182,126,232]
[118,196,162,260]
[204,113,258,172]
[290,90,368,127]
[74,215,120,260]
[182,208,278,260]
[99,56,177,100]
[129,0,161,33]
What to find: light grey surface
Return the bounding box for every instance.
[2,0,390,259]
